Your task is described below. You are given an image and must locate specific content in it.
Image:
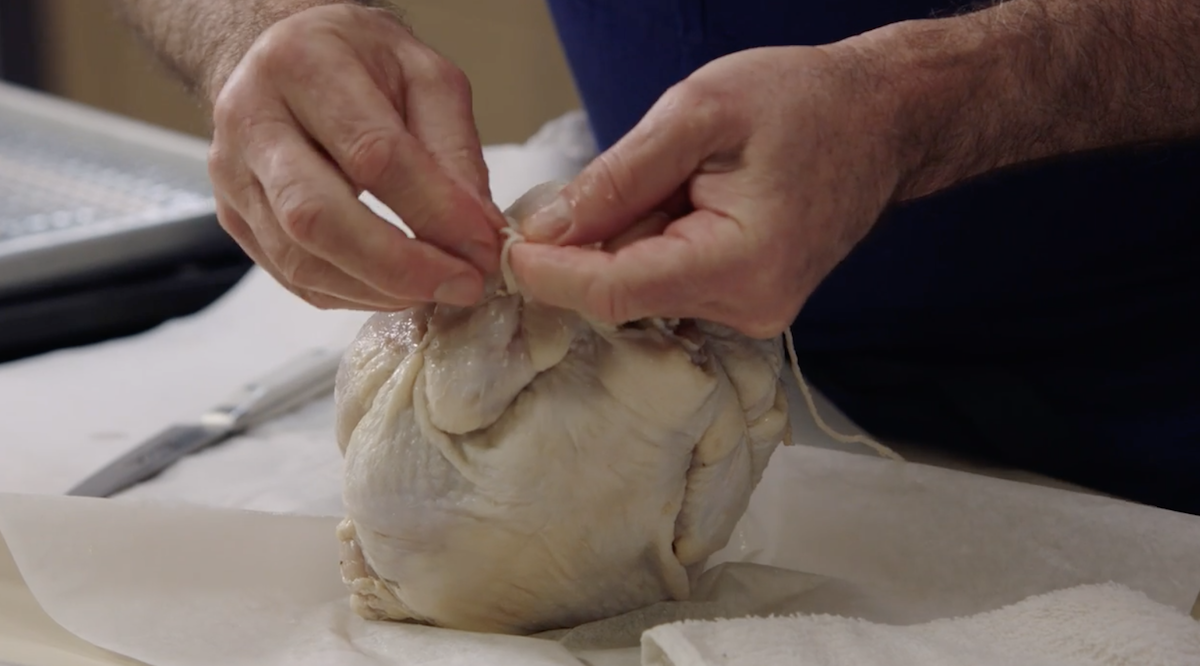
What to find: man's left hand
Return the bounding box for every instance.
[509,45,902,339]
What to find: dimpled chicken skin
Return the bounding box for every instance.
[334,183,790,635]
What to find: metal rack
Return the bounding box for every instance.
[0,82,250,362]
[0,81,228,298]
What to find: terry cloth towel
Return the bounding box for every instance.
[642,583,1200,666]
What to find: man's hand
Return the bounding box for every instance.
[206,4,505,310]
[509,0,1200,339]
[509,46,901,339]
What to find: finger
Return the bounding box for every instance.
[398,41,496,207]
[218,188,420,312]
[214,196,382,311]
[214,193,272,269]
[596,186,691,252]
[238,183,425,311]
[510,208,748,326]
[273,46,502,271]
[242,119,485,306]
[522,83,739,246]
[211,142,419,310]
[601,211,672,253]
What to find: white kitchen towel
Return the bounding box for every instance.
[642,583,1200,666]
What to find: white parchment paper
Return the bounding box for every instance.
[3,441,1199,666]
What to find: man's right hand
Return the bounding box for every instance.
[207,3,505,310]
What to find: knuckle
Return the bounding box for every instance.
[314,2,356,21]
[206,141,236,186]
[404,46,473,100]
[342,128,402,187]
[206,142,224,173]
[210,80,264,141]
[210,92,239,133]
[666,79,726,132]
[405,47,452,83]
[210,83,270,152]
[274,186,325,245]
[439,62,472,98]
[321,1,399,32]
[254,25,311,76]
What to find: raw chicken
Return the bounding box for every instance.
[334,182,791,635]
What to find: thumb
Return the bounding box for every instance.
[522,84,730,246]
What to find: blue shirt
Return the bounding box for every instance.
[544,0,1200,513]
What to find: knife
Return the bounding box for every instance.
[66,347,345,498]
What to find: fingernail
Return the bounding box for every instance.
[433,273,481,306]
[523,196,572,242]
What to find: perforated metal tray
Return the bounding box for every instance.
[0,82,227,298]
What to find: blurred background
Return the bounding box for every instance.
[0,0,581,363]
[0,0,581,142]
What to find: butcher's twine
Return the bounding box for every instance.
[782,327,903,460]
[498,220,903,462]
[499,222,524,296]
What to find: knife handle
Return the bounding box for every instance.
[205,347,344,430]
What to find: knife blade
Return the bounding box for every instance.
[66,347,344,498]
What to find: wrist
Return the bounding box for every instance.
[832,13,1044,202]
[202,0,405,104]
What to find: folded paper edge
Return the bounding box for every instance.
[0,506,148,666]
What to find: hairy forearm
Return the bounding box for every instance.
[111,0,401,103]
[843,0,1200,200]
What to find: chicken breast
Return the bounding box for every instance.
[334,182,790,635]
